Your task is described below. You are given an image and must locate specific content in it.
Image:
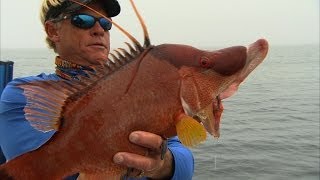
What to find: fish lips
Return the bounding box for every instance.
[182,98,220,138]
[193,102,220,138]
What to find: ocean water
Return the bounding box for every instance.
[1,44,319,179]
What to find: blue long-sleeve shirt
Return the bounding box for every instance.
[0,73,194,180]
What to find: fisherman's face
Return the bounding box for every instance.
[54,2,111,66]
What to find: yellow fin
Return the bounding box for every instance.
[176,115,207,147]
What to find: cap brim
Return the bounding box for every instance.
[65,0,121,17]
[46,0,121,21]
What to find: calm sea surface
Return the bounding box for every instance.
[1,44,319,179]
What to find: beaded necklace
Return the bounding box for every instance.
[55,56,94,80]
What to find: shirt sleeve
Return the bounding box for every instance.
[168,136,194,180]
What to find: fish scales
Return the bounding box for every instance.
[61,52,182,171]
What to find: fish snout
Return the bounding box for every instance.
[247,39,269,63]
[204,46,247,76]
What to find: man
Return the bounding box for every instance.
[0,0,194,179]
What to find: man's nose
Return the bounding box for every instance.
[90,21,105,36]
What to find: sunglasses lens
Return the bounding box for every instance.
[71,14,95,29]
[71,14,112,31]
[99,18,112,31]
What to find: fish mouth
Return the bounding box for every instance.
[182,97,220,138]
[193,102,220,138]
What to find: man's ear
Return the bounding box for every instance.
[45,21,60,42]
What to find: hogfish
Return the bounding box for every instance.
[0,0,269,179]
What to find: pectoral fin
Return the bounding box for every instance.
[175,114,207,147]
[18,80,74,132]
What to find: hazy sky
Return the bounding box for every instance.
[0,0,319,49]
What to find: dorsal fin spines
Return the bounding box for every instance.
[109,53,117,60]
[134,43,144,54]
[112,50,126,65]
[109,53,122,68]
[118,48,134,61]
[144,38,151,49]
[114,49,127,64]
[128,0,151,48]
[106,59,117,71]
[124,42,139,56]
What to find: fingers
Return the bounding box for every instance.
[113,151,164,172]
[124,168,144,178]
[113,131,171,178]
[129,131,163,151]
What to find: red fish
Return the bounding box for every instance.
[0,0,269,179]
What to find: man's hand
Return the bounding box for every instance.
[113,131,174,179]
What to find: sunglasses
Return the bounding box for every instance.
[53,14,112,31]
